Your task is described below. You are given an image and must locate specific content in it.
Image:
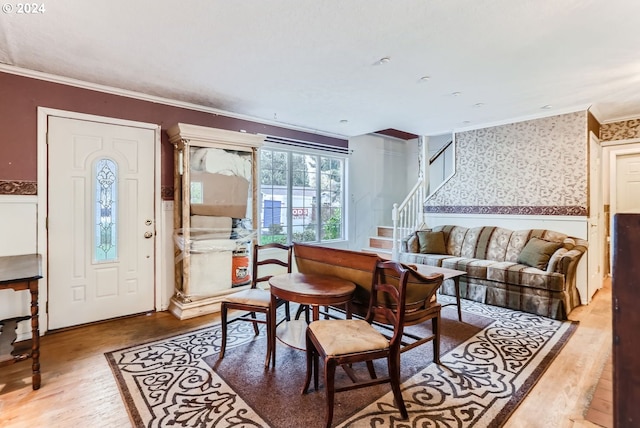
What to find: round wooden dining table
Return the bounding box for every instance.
[268,272,356,364]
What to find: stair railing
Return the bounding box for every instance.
[391,178,426,259]
[391,138,454,259]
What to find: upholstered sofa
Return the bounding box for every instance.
[398,225,588,320]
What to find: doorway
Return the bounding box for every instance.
[604,140,640,275]
[38,109,162,331]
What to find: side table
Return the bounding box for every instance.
[0,254,42,390]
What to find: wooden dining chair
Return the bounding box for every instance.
[218,242,292,367]
[302,260,411,428]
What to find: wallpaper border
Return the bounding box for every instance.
[0,181,176,200]
[0,180,37,195]
[424,205,587,216]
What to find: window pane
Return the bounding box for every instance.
[292,154,317,242]
[320,156,343,240]
[95,158,118,262]
[260,150,288,244]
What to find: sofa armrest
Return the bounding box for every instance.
[400,234,413,253]
[547,238,587,274]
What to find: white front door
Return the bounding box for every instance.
[48,117,156,330]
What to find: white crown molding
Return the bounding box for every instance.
[0,64,348,140]
[444,105,591,136]
[599,113,640,124]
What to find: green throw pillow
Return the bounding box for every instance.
[517,237,562,270]
[415,230,447,254]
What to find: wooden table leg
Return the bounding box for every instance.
[29,279,41,390]
[311,305,320,321]
[452,277,463,322]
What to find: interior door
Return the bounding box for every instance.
[614,152,640,213]
[47,116,156,330]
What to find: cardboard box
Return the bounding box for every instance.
[190,172,249,218]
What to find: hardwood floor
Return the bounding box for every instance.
[585,355,613,428]
[505,278,613,428]
[0,281,613,427]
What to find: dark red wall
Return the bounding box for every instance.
[0,71,347,192]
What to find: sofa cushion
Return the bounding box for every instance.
[455,226,515,262]
[398,252,453,267]
[441,257,495,280]
[517,237,562,270]
[505,229,568,263]
[416,230,447,254]
[486,262,565,292]
[433,225,467,256]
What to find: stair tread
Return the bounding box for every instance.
[362,247,391,253]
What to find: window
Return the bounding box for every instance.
[259,147,345,244]
[94,158,118,262]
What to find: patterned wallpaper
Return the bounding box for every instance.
[600,118,640,141]
[425,111,588,216]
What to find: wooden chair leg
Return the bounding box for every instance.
[324,359,337,428]
[294,304,310,323]
[366,360,377,379]
[302,334,314,394]
[433,315,441,364]
[219,303,228,360]
[285,301,291,321]
[270,300,278,368]
[264,308,272,368]
[388,352,408,418]
[249,311,260,336]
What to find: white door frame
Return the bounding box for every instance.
[37,107,163,333]
[602,137,640,276]
[587,131,604,302]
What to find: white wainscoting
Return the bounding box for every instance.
[0,195,39,338]
[161,200,175,311]
[424,213,591,305]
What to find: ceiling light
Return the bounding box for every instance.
[473,102,485,107]
[374,57,391,65]
[339,119,349,124]
[462,120,471,124]
[419,75,430,82]
[541,104,552,109]
[451,91,462,97]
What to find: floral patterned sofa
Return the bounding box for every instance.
[398,225,587,320]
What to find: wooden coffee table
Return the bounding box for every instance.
[411,264,466,322]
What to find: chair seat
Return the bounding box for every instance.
[309,319,389,356]
[223,288,271,307]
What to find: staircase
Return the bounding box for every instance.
[364,137,455,260]
[363,226,394,259]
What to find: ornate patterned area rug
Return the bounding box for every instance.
[105,297,576,428]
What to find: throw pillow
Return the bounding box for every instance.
[406,234,420,253]
[517,237,562,270]
[416,230,447,254]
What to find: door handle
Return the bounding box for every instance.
[144,231,153,239]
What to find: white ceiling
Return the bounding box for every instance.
[2,0,640,138]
